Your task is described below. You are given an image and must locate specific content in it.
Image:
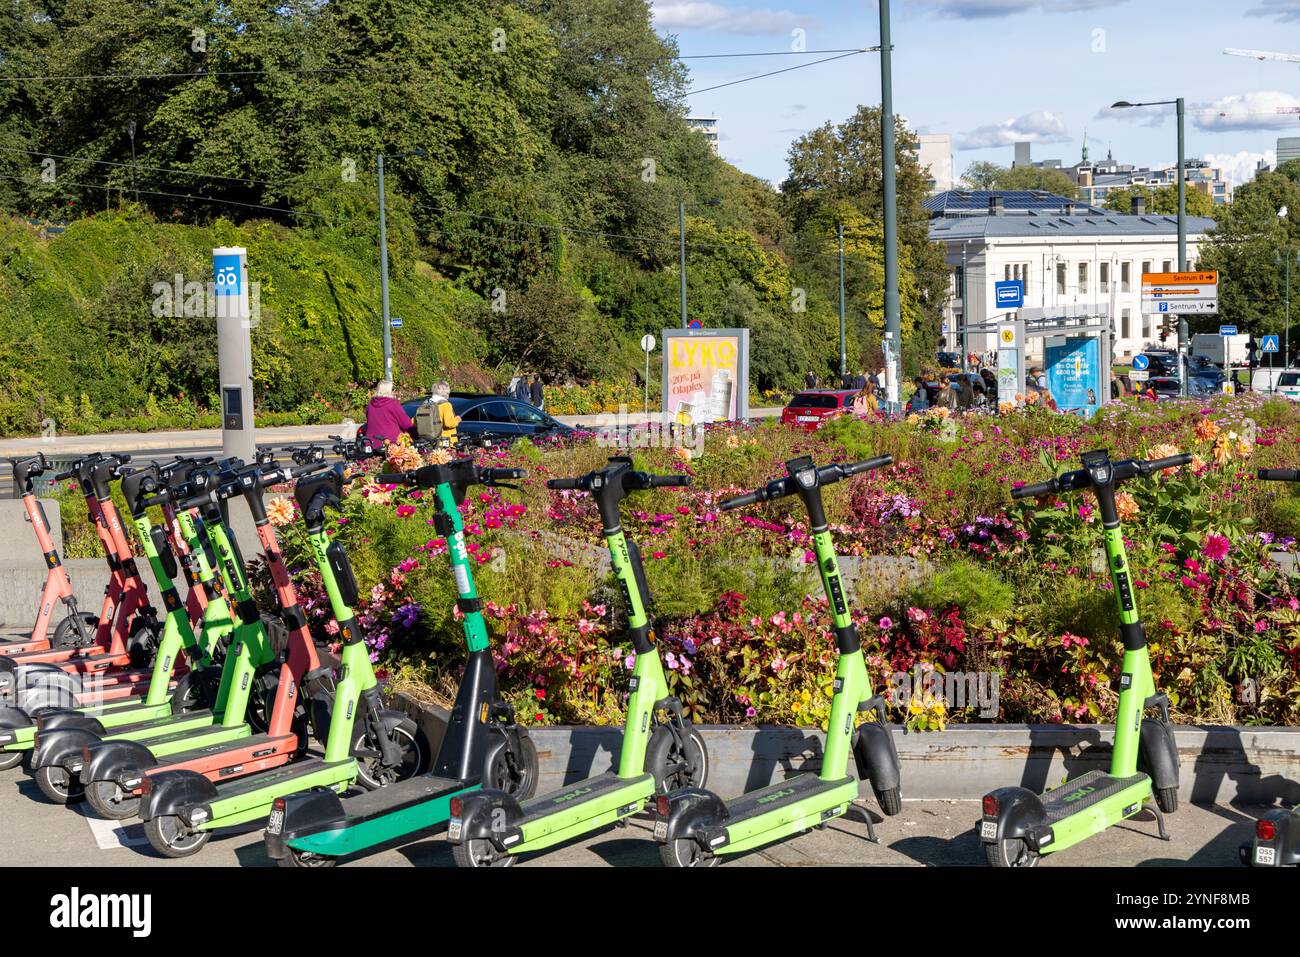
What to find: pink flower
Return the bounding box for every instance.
[395,505,415,518]
[771,657,786,673]
[878,617,893,630]
[1202,534,1231,562]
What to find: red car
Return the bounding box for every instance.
[782,390,858,431]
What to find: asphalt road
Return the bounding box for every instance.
[0,761,1263,867]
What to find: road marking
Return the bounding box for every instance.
[75,805,152,850]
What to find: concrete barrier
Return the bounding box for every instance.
[391,694,1300,806]
[0,498,63,559]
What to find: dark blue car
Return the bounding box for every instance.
[401,394,575,446]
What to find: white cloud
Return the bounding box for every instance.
[1096,104,1170,128]
[956,110,1070,149]
[913,0,1126,18]
[1193,91,1300,132]
[1203,150,1278,187]
[651,1,807,34]
[1247,0,1300,22]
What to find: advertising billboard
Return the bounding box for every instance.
[661,328,750,425]
[1045,337,1102,418]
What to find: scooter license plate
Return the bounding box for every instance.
[448,818,463,841]
[266,808,284,834]
[1255,845,1276,866]
[653,820,668,841]
[980,820,998,841]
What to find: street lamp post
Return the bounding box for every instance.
[879,0,902,411]
[376,149,427,383]
[838,224,847,378]
[1111,97,1187,395]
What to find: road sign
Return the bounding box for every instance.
[995,280,1024,309]
[640,333,656,352]
[688,319,702,330]
[998,324,1017,348]
[941,322,949,334]
[1219,325,1238,336]
[1142,270,1218,315]
[1132,355,1150,371]
[1263,334,1279,353]
[389,317,403,329]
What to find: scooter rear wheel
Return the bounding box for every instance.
[277,848,337,868]
[984,837,1039,868]
[85,780,140,820]
[451,838,516,868]
[659,838,718,868]
[34,764,84,805]
[144,815,210,858]
[875,786,903,816]
[1155,787,1177,814]
[0,749,25,772]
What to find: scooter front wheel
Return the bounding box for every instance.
[984,837,1039,868]
[875,787,903,816]
[646,724,709,792]
[85,780,140,820]
[352,717,424,789]
[485,733,539,799]
[34,764,84,805]
[144,815,210,858]
[1155,787,1178,814]
[52,612,99,649]
[452,838,516,868]
[659,838,718,868]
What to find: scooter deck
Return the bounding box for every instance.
[712,772,859,855]
[191,758,357,831]
[55,708,215,738]
[1041,770,1148,823]
[509,771,655,853]
[285,774,474,857]
[110,732,297,785]
[0,649,129,673]
[88,720,252,760]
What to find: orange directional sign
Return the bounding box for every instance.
[1142,271,1217,285]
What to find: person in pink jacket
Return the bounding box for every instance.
[361,380,413,445]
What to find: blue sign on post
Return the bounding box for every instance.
[213,253,242,296]
[1132,355,1150,371]
[1263,335,1279,354]
[1219,325,1238,336]
[390,317,403,329]
[1158,302,1169,313]
[995,280,1024,309]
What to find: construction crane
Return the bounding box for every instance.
[1224,48,1300,65]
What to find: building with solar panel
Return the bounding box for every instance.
[928,189,1216,363]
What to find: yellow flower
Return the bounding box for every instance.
[1237,440,1253,459]
[1212,434,1233,464]
[726,435,739,449]
[426,447,454,465]
[265,496,295,528]
[1195,417,1220,442]
[1115,491,1139,521]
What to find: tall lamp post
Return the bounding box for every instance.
[1280,206,1295,368]
[377,148,427,383]
[879,0,902,411]
[1111,97,1186,395]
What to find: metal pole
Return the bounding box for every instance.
[644,349,650,419]
[961,242,969,375]
[377,153,393,382]
[879,0,902,409]
[1176,97,1188,397]
[838,224,846,378]
[679,202,687,329]
[1287,251,1292,368]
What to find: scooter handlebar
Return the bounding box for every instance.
[1011,478,1059,500]
[1259,468,1300,482]
[719,489,764,511]
[546,476,583,491]
[1138,453,1193,476]
[647,474,690,488]
[483,468,525,484]
[840,455,893,477]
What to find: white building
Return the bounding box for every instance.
[928,191,1215,362]
[686,116,720,155]
[916,134,953,193]
[1279,136,1300,167]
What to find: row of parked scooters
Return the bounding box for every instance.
[1,443,1298,867]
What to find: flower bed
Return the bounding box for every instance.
[251,397,1300,732]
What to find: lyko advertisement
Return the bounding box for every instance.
[661,328,750,424]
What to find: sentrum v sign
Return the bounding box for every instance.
[1141,271,1218,315]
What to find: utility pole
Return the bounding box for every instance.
[679,201,688,329]
[879,0,902,409]
[377,153,393,382]
[961,242,969,375]
[1176,97,1189,397]
[838,224,847,378]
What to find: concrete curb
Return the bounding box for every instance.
[391,694,1300,806]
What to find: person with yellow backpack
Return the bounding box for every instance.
[414,381,461,446]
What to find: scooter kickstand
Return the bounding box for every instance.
[858,801,880,845]
[1150,800,1170,842]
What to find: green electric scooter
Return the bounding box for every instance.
[654,454,903,866]
[29,459,276,803]
[446,456,709,867]
[264,458,539,867]
[136,463,424,858]
[978,448,1188,866]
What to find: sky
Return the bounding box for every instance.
[651,0,1300,190]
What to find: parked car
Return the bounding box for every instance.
[401,394,575,445]
[936,351,959,369]
[1142,376,1215,401]
[1137,351,1179,377]
[1276,370,1300,401]
[782,390,857,431]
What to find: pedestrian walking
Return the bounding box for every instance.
[530,374,545,410]
[361,380,413,445]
